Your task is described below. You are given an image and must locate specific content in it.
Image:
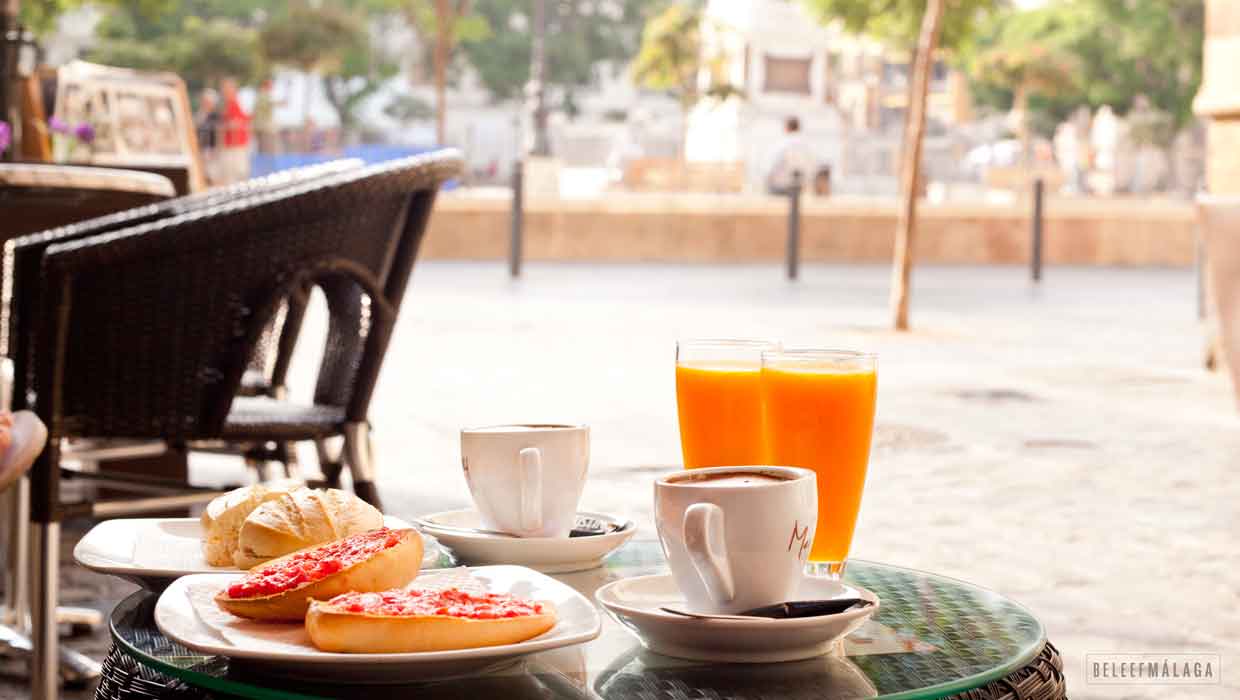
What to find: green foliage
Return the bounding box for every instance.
[966,8,1079,108]
[20,0,172,36]
[630,3,699,102]
[383,93,434,124]
[801,0,1002,53]
[86,0,275,93]
[964,1,1203,131]
[260,3,395,129]
[260,4,364,73]
[87,14,258,93]
[460,0,660,102]
[403,0,493,88]
[629,1,743,116]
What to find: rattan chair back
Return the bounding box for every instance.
[5,159,364,403]
[24,151,460,450]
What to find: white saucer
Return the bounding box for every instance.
[73,515,453,590]
[595,573,879,663]
[154,565,601,683]
[416,510,636,574]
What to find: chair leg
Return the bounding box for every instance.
[281,442,303,481]
[3,476,30,627]
[30,521,59,700]
[342,422,381,509]
[312,438,344,489]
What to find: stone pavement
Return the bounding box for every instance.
[3,262,1235,699]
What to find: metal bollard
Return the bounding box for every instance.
[786,171,802,281]
[510,160,524,278]
[1030,177,1044,282]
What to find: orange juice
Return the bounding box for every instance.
[676,361,767,468]
[761,361,876,563]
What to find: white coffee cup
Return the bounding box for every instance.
[461,424,590,538]
[654,466,817,614]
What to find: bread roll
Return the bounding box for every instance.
[200,480,300,567]
[305,588,556,653]
[233,487,383,569]
[215,528,423,622]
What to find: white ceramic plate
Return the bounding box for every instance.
[416,510,636,573]
[73,515,453,590]
[595,573,879,663]
[154,565,601,683]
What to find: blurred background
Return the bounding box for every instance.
[0,1,1235,699]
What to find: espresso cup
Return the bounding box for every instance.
[654,466,817,614]
[461,424,590,538]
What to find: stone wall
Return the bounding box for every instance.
[423,193,1196,267]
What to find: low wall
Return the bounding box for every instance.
[423,193,1196,267]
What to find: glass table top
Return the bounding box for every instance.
[109,539,1045,700]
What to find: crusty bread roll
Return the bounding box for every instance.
[305,589,556,653]
[201,480,301,567]
[215,528,423,622]
[233,487,383,569]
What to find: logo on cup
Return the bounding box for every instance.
[787,521,811,560]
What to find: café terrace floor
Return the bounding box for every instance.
[5,262,1236,699]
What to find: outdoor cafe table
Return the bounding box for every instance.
[97,539,1065,700]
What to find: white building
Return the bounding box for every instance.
[689,0,972,193]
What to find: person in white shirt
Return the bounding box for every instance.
[763,116,817,195]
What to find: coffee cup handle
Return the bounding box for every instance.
[682,503,735,605]
[519,447,542,532]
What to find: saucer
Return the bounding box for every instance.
[595,574,879,663]
[416,509,635,573]
[74,515,453,590]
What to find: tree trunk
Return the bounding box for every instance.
[433,0,451,146]
[1013,82,1030,169]
[889,0,945,331]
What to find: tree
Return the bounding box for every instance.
[630,2,738,160]
[968,12,1078,164]
[965,1,1203,135]
[803,0,999,331]
[260,4,366,127]
[460,0,659,103]
[86,0,276,94]
[20,0,172,36]
[320,20,400,134]
[403,1,491,145]
[88,15,259,94]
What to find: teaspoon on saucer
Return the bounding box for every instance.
[661,598,873,621]
[417,516,633,539]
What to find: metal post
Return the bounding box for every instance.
[786,171,802,280]
[510,160,524,278]
[1030,177,1044,282]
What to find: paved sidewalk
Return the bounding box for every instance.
[4,262,1234,699]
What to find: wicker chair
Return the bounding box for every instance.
[5,158,364,400]
[17,150,462,700]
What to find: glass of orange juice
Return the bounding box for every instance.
[675,339,780,468]
[761,349,877,579]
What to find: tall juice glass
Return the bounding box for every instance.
[676,339,780,468]
[761,349,877,579]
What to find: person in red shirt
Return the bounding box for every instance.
[218,78,252,184]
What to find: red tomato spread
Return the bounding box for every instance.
[225,528,404,599]
[325,588,547,619]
